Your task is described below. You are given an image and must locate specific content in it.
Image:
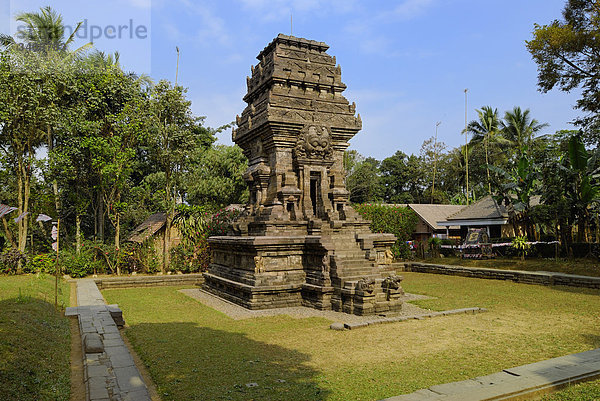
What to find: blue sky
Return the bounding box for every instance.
[1,0,581,160]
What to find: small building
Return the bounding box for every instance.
[437,195,520,239]
[407,204,464,242]
[128,212,181,253]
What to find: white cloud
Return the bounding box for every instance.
[389,0,435,21]
[343,0,437,58]
[178,0,231,46]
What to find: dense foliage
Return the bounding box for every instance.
[170,206,242,272]
[0,7,248,275]
[354,204,418,259]
[526,0,600,146]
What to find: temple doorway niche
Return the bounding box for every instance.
[310,171,321,217]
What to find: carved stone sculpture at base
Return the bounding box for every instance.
[203,34,404,315]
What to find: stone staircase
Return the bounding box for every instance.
[322,234,404,315]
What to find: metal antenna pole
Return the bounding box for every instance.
[175,46,180,86]
[432,121,441,204]
[291,13,293,36]
[464,88,469,205]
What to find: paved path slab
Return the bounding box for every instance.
[66,279,151,401]
[381,348,600,400]
[401,262,600,289]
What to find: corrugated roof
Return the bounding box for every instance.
[446,195,506,221]
[128,212,167,243]
[407,204,466,230]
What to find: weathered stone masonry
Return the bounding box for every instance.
[203,34,404,315]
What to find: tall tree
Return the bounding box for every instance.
[1,6,91,255]
[380,151,426,203]
[566,133,599,241]
[146,81,200,272]
[501,107,549,156]
[419,137,449,203]
[467,106,505,194]
[526,0,600,145]
[0,6,88,55]
[344,151,382,204]
[0,50,60,256]
[185,144,248,208]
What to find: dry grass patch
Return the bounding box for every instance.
[103,272,600,401]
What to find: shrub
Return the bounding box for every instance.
[428,237,442,258]
[206,208,242,236]
[354,204,418,259]
[84,241,143,275]
[171,207,241,273]
[0,250,27,274]
[24,253,56,274]
[512,236,531,261]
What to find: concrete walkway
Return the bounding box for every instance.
[66,279,151,401]
[382,348,600,400]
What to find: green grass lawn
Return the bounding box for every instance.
[102,272,600,401]
[541,378,600,400]
[417,256,600,277]
[0,274,71,401]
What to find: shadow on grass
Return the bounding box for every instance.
[581,334,600,350]
[0,297,70,401]
[127,322,330,401]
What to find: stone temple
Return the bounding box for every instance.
[203,34,404,315]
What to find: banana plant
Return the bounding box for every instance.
[488,148,539,238]
[562,134,600,242]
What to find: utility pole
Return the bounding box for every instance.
[175,46,180,86]
[464,88,469,205]
[54,219,60,308]
[431,121,441,204]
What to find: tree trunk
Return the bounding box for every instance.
[76,213,81,255]
[20,166,30,255]
[47,126,60,215]
[21,158,31,254]
[92,193,98,241]
[555,217,560,259]
[98,189,104,242]
[2,217,16,248]
[485,133,491,195]
[162,174,173,273]
[115,191,121,276]
[16,156,24,251]
[577,218,586,243]
[163,213,172,273]
[115,214,121,276]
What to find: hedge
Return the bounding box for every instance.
[353,203,418,259]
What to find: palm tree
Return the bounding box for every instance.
[466,106,505,194]
[0,6,89,55]
[501,106,549,155]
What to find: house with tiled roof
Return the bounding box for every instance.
[406,203,465,242]
[437,195,540,239]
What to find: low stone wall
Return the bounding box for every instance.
[94,273,205,290]
[400,262,600,289]
[340,307,487,330]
